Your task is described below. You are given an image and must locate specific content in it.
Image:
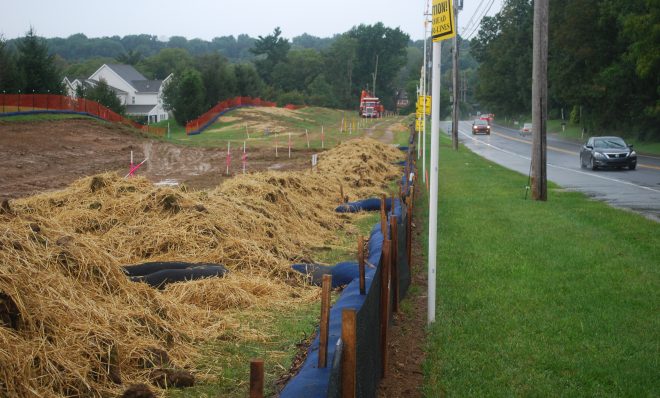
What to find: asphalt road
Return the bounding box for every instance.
[441,121,660,222]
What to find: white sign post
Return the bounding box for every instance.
[428,0,454,325]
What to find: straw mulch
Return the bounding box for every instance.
[0,137,402,397]
[316,139,403,199]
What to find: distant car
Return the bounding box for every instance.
[472,119,491,135]
[580,136,637,170]
[520,123,532,136]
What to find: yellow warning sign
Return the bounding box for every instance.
[416,96,432,115]
[416,119,424,132]
[432,0,456,42]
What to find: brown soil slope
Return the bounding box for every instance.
[0,118,314,199]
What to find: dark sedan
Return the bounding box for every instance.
[580,136,637,170]
[472,119,491,135]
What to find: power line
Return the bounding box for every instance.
[460,0,488,37]
[464,0,497,40]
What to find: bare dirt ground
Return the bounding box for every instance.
[0,118,317,199]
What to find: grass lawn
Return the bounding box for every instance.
[152,107,377,150]
[0,113,98,122]
[418,133,659,396]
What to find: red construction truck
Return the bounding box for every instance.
[359,90,384,118]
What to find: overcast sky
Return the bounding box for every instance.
[1,0,504,42]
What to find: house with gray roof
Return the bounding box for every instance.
[62,76,97,98]
[86,64,172,123]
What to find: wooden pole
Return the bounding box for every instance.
[340,183,345,204]
[358,236,365,295]
[451,4,460,151]
[380,239,391,378]
[341,309,357,398]
[318,274,332,368]
[407,195,413,271]
[531,0,549,201]
[391,216,399,313]
[380,194,387,240]
[249,359,264,398]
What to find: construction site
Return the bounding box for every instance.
[0,104,418,397]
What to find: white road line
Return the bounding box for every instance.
[457,128,660,194]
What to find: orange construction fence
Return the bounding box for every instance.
[0,93,165,136]
[185,96,277,135]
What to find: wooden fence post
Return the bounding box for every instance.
[380,194,387,240]
[380,239,391,378]
[249,359,264,398]
[358,236,365,295]
[319,274,332,368]
[341,309,357,398]
[407,195,413,271]
[340,183,346,204]
[391,216,399,313]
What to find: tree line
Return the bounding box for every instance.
[471,0,659,140]
[0,25,418,125]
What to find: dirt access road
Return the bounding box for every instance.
[0,118,316,199]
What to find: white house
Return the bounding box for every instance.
[62,76,96,98]
[77,64,172,123]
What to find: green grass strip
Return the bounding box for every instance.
[420,134,659,396]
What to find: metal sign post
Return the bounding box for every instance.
[428,0,455,324]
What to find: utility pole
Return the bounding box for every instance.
[372,54,379,96]
[531,0,548,200]
[451,4,460,151]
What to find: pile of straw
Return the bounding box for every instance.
[0,137,402,397]
[317,138,403,199]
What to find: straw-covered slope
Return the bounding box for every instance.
[0,137,402,397]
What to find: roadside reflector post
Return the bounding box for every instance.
[319,274,332,368]
[249,359,264,398]
[341,309,357,398]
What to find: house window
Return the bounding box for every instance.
[132,97,135,104]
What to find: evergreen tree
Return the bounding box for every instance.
[250,27,291,84]
[16,28,63,93]
[0,37,22,92]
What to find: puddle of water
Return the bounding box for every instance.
[154,179,179,187]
